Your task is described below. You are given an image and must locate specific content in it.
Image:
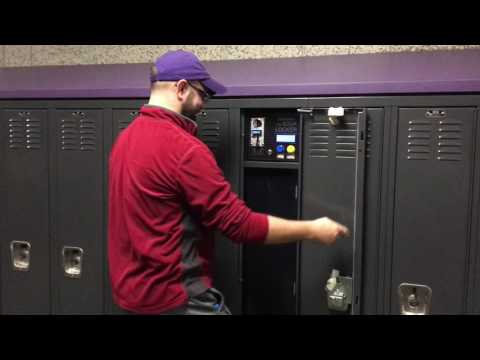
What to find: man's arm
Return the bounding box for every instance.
[265,216,350,245]
[176,144,349,246]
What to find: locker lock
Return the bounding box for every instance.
[327,107,344,127]
[10,241,31,272]
[325,269,352,312]
[398,283,432,315]
[62,246,84,279]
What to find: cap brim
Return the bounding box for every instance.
[202,78,227,96]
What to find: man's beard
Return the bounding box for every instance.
[181,108,198,120]
[180,95,199,120]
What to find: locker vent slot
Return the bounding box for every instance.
[309,117,329,158]
[61,118,79,151]
[436,119,463,162]
[335,119,357,159]
[200,119,220,153]
[118,111,138,132]
[60,113,96,151]
[366,118,373,159]
[8,112,41,150]
[79,118,96,151]
[407,119,433,160]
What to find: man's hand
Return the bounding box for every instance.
[265,215,350,245]
[308,217,350,245]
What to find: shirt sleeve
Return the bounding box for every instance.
[176,144,269,244]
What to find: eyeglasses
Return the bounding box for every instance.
[187,81,211,102]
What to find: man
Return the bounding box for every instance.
[108,50,350,315]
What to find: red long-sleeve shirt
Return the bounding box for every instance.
[108,105,269,314]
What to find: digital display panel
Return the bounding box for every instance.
[276,134,296,143]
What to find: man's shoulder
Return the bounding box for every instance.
[127,113,212,156]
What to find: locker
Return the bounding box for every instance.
[51,109,104,314]
[195,109,241,313]
[242,168,298,314]
[1,109,51,314]
[0,111,3,313]
[473,110,480,314]
[389,107,476,314]
[238,108,303,314]
[105,108,140,314]
[300,108,367,314]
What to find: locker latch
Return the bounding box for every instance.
[327,107,344,127]
[10,240,31,272]
[325,269,352,312]
[62,246,84,279]
[398,283,432,315]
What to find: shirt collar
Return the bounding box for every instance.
[140,104,198,135]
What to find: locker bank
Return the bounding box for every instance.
[1,49,480,315]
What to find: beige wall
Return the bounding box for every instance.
[1,45,480,68]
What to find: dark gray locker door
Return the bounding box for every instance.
[105,108,139,314]
[473,109,480,314]
[1,110,50,314]
[52,109,104,314]
[0,110,3,313]
[390,108,475,314]
[300,108,366,314]
[196,109,239,312]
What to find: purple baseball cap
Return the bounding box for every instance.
[151,50,227,95]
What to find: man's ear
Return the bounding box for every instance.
[176,79,189,95]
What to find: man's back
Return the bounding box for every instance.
[108,106,213,314]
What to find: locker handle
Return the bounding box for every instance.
[325,269,352,312]
[398,283,432,315]
[62,246,84,279]
[10,241,31,272]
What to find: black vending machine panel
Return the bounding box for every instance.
[245,110,299,162]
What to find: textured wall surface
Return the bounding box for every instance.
[1,45,480,67]
[4,45,31,67]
